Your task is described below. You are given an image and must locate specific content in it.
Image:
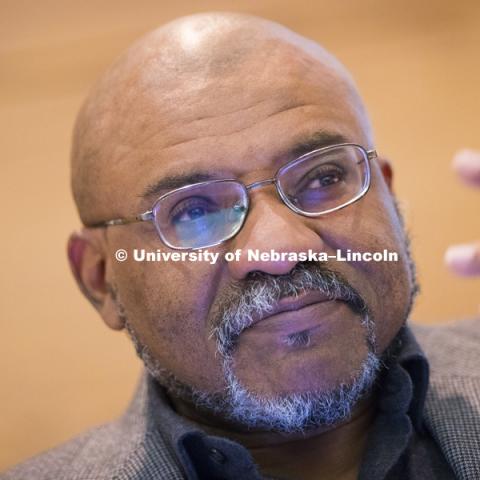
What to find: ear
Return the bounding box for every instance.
[377,156,394,192]
[67,230,125,331]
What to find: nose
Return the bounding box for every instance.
[226,190,326,280]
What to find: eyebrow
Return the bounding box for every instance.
[140,130,351,200]
[289,131,351,158]
[141,172,214,199]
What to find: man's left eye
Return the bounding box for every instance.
[304,166,345,189]
[307,173,342,188]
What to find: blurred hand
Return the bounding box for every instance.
[444,149,480,276]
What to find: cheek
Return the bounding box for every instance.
[355,201,413,352]
[364,176,415,350]
[108,234,227,391]
[313,179,413,353]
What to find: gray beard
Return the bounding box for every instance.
[120,200,418,433]
[125,311,379,433]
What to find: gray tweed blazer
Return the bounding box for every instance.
[2,318,479,480]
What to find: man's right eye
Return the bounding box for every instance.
[170,197,216,224]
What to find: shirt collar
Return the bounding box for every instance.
[143,375,262,479]
[390,324,430,431]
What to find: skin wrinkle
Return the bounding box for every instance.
[69,12,420,479]
[120,99,317,174]
[126,99,272,152]
[129,88,360,151]
[186,97,275,123]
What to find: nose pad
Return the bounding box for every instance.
[226,202,247,223]
[285,194,300,208]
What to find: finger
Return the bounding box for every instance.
[453,149,480,187]
[445,243,480,276]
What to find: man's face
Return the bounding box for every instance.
[97,39,415,425]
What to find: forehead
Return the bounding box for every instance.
[100,44,369,212]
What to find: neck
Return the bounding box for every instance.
[171,393,377,480]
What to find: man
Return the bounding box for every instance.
[3,12,479,480]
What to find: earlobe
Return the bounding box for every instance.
[378,157,394,192]
[67,230,125,331]
[100,293,126,331]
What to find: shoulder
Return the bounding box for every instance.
[1,419,126,480]
[1,419,183,480]
[1,377,185,480]
[410,318,480,479]
[411,317,480,419]
[411,317,480,377]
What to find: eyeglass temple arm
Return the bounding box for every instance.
[90,210,154,228]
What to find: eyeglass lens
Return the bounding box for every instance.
[278,144,368,213]
[153,180,249,249]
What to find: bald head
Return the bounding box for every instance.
[71,12,372,225]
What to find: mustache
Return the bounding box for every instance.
[210,262,370,356]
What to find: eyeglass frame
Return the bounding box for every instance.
[90,142,377,250]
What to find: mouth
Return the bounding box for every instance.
[249,290,334,327]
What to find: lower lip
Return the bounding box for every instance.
[245,300,348,337]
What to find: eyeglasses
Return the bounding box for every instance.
[91,143,376,250]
